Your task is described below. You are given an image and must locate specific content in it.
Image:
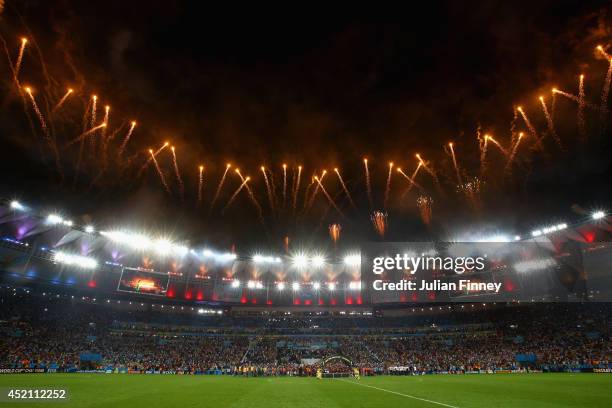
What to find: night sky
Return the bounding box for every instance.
[0,1,611,252]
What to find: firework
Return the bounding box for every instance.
[306,170,327,212]
[597,45,610,59]
[100,105,111,166]
[292,165,302,213]
[578,74,586,140]
[149,149,171,194]
[417,195,433,225]
[371,211,387,238]
[539,96,561,148]
[14,37,27,79]
[136,141,168,178]
[458,177,482,210]
[314,175,344,217]
[170,146,184,202]
[196,165,204,207]
[600,58,612,134]
[329,223,341,245]
[65,123,107,147]
[52,88,73,112]
[236,169,264,220]
[209,163,231,213]
[222,176,250,214]
[478,132,489,177]
[415,153,440,187]
[486,135,509,157]
[363,158,373,209]
[24,87,48,136]
[118,121,137,156]
[333,167,356,210]
[397,165,423,193]
[24,86,62,178]
[282,163,287,209]
[89,95,98,155]
[516,106,543,150]
[384,162,394,210]
[448,142,462,185]
[261,166,275,212]
[504,132,525,174]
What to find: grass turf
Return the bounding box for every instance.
[0,373,610,407]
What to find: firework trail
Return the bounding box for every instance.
[516,107,543,150]
[384,162,394,210]
[333,168,356,210]
[24,87,48,136]
[363,158,373,209]
[371,211,387,238]
[235,169,264,221]
[260,166,275,212]
[100,105,111,167]
[306,170,327,212]
[539,96,562,148]
[89,95,98,156]
[448,142,462,185]
[292,165,303,213]
[301,178,315,212]
[504,132,525,175]
[52,88,73,113]
[282,164,287,209]
[170,147,185,201]
[65,123,106,147]
[24,86,62,179]
[417,195,433,225]
[196,165,204,207]
[329,223,341,246]
[397,165,423,194]
[578,74,586,140]
[415,153,440,188]
[478,131,489,177]
[209,163,231,214]
[600,58,612,134]
[314,175,344,217]
[222,177,250,214]
[552,88,598,109]
[597,45,611,59]
[118,121,137,156]
[136,142,169,178]
[486,135,509,157]
[149,149,171,194]
[13,38,27,79]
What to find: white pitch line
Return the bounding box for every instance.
[336,378,459,408]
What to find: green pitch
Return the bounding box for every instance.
[0,373,611,407]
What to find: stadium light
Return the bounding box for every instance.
[10,200,25,211]
[592,210,605,220]
[53,251,97,269]
[292,282,300,291]
[247,280,255,289]
[84,225,95,234]
[313,282,321,290]
[348,281,361,290]
[328,282,336,291]
[343,254,361,267]
[47,214,64,225]
[253,254,282,264]
[514,235,521,241]
[231,280,240,288]
[311,255,325,268]
[292,254,308,268]
[277,282,285,291]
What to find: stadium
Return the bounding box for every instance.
[1,1,612,407]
